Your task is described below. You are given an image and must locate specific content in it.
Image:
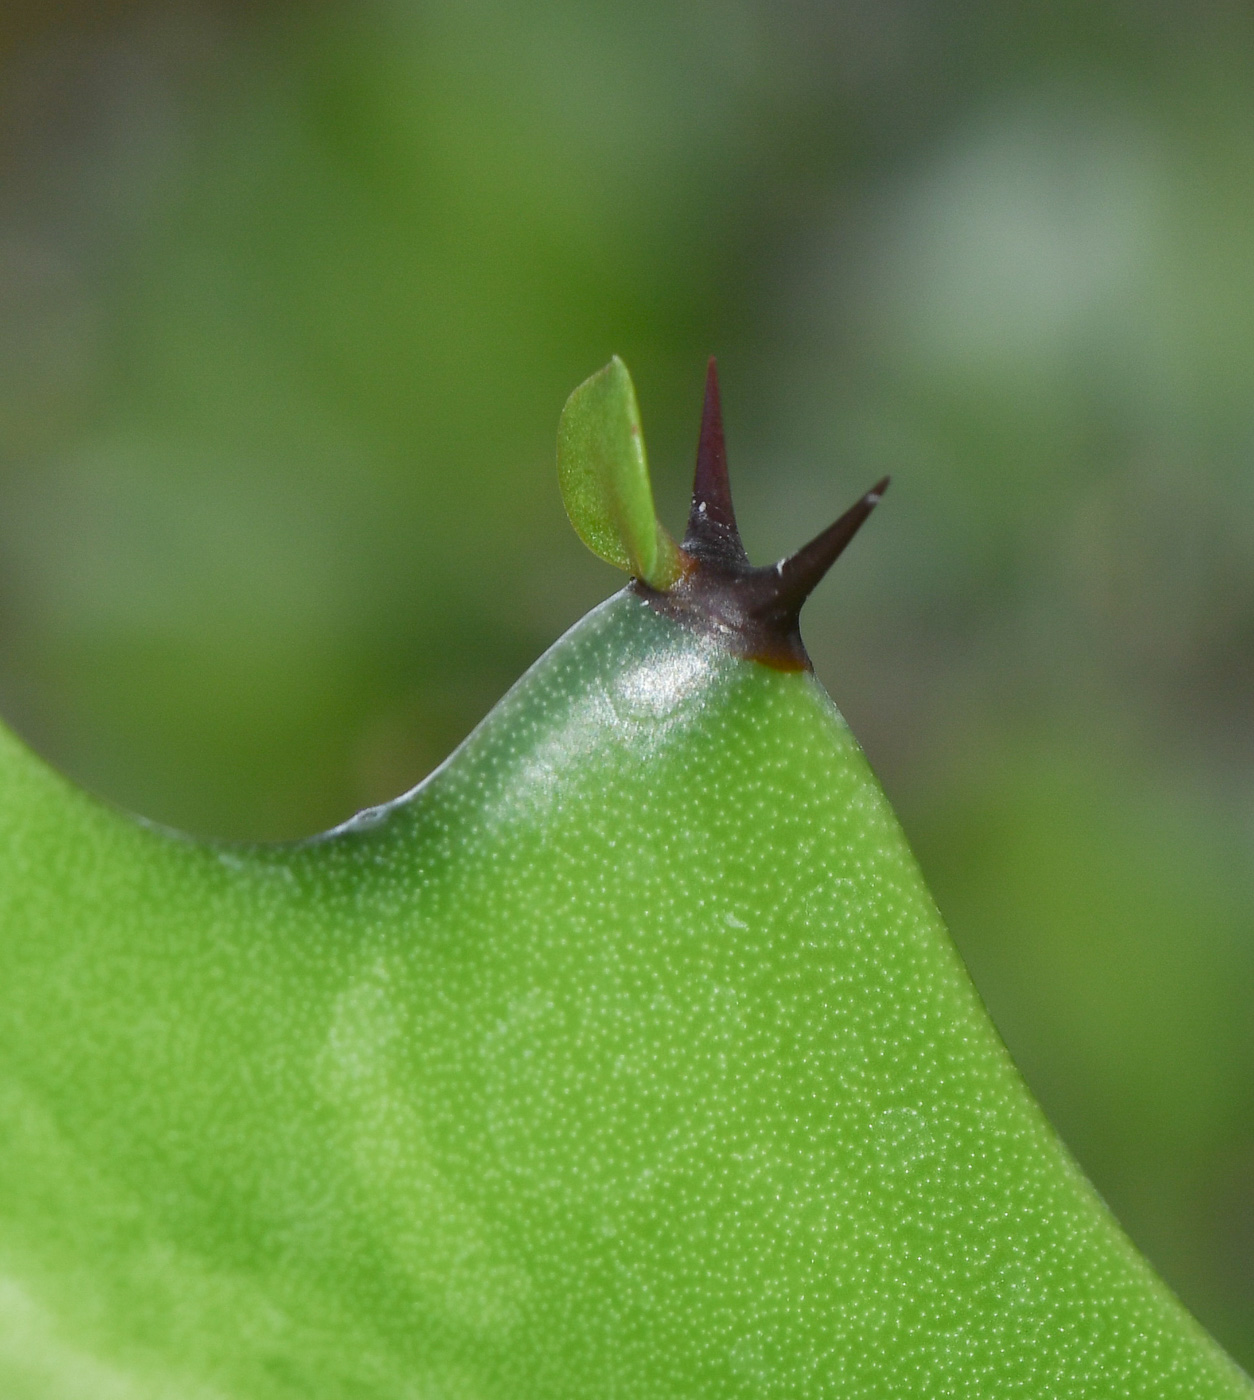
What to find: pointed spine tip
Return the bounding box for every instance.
[684,357,747,562]
[770,476,890,617]
[621,359,892,670]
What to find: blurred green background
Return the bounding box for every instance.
[2,0,1254,1368]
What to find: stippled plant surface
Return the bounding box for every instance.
[0,360,1249,1398]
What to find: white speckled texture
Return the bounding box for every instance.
[0,589,1248,1397]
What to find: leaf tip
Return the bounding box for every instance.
[557,357,681,590]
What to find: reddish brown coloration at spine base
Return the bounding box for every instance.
[634,359,888,671]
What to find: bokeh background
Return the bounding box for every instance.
[3,0,1254,1367]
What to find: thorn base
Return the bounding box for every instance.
[635,360,888,671]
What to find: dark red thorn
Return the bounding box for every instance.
[635,474,890,671]
[683,357,748,564]
[770,476,890,617]
[633,362,891,670]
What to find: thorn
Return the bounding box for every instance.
[684,358,748,563]
[770,476,890,617]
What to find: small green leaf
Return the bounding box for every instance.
[557,356,683,590]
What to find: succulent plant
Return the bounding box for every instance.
[0,357,1247,1399]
